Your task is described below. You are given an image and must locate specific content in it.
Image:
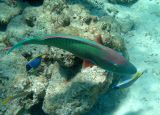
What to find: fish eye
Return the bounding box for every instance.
[113,63,118,67]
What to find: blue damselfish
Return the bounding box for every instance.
[26,55,42,71]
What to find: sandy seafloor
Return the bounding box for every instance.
[89,0,160,115]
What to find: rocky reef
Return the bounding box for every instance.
[42,63,113,115]
[0,0,134,114]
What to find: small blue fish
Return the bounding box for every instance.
[112,71,144,89]
[26,55,42,71]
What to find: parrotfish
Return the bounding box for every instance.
[26,55,42,71]
[112,71,144,89]
[7,34,137,74]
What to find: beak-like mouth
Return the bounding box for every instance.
[114,61,137,75]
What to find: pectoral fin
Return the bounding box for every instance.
[95,34,103,44]
[82,60,93,68]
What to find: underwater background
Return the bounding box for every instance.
[0,0,160,115]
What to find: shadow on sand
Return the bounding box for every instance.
[85,89,128,115]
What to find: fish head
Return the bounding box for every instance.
[99,59,137,74]
[112,61,137,74]
[26,64,32,71]
[97,48,137,74]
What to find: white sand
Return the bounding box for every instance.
[89,0,160,115]
[104,0,160,115]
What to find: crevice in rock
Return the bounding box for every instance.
[23,0,44,6]
[59,57,83,81]
[28,97,47,115]
[108,0,138,6]
[21,52,33,60]
[0,22,8,31]
[25,16,36,27]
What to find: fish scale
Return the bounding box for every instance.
[7,34,137,74]
[44,37,99,60]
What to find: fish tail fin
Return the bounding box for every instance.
[7,42,24,54]
[133,70,145,80]
[7,38,41,54]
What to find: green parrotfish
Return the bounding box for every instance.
[7,34,137,74]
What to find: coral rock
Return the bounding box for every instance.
[0,3,22,31]
[42,62,113,115]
